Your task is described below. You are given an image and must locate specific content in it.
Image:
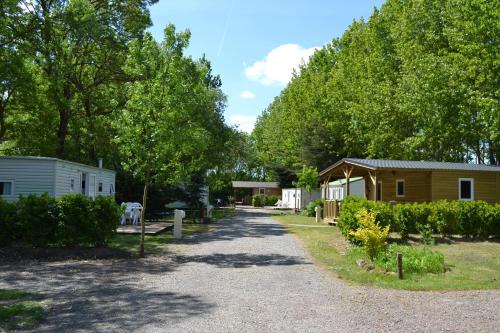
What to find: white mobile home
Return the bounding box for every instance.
[282,188,321,210]
[0,156,116,202]
[321,177,365,200]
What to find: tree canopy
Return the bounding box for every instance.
[253,0,500,177]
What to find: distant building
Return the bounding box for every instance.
[282,188,321,210]
[231,181,281,205]
[321,177,365,201]
[0,156,115,201]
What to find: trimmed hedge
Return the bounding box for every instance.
[339,197,500,242]
[337,197,394,243]
[252,194,281,207]
[0,194,122,248]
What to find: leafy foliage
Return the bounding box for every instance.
[337,196,394,243]
[16,194,60,247]
[376,244,445,275]
[301,199,324,217]
[350,209,390,261]
[293,166,320,193]
[253,0,500,174]
[0,194,121,248]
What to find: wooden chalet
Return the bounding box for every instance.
[320,158,500,222]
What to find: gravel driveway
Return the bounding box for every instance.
[1,208,499,332]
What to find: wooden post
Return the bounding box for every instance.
[369,171,377,202]
[343,166,353,197]
[397,253,403,279]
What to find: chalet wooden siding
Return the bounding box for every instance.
[371,170,432,203]
[431,170,500,204]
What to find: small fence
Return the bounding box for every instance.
[324,200,340,221]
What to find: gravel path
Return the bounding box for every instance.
[1,208,499,332]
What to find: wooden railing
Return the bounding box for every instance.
[324,200,340,221]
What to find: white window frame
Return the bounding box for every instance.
[458,178,474,201]
[396,179,405,197]
[259,188,266,195]
[0,180,14,196]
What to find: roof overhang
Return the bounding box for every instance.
[231,181,280,189]
[320,158,376,178]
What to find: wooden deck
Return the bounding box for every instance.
[116,222,174,235]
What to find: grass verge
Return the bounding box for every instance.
[0,289,47,332]
[275,214,500,290]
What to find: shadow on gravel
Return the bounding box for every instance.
[0,259,214,331]
[173,253,309,268]
[177,209,287,245]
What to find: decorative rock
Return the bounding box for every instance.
[356,259,366,267]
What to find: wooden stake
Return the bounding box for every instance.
[397,253,403,279]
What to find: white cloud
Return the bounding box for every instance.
[245,44,319,86]
[240,90,256,99]
[228,115,257,134]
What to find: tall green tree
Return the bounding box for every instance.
[116,25,228,257]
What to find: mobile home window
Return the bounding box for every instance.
[459,178,474,201]
[259,188,265,195]
[98,182,103,192]
[0,181,13,195]
[70,179,75,192]
[396,179,405,197]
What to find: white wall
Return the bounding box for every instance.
[0,157,56,201]
[321,179,365,200]
[282,188,321,209]
[54,160,116,198]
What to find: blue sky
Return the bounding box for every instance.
[149,0,385,133]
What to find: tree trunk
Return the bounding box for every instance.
[56,84,71,158]
[139,159,151,258]
[0,102,6,140]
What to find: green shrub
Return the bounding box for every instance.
[264,195,280,206]
[0,199,17,246]
[455,200,490,238]
[490,204,500,238]
[16,194,60,247]
[376,244,445,274]
[252,194,264,207]
[428,200,457,237]
[350,209,390,261]
[57,194,95,246]
[393,203,429,238]
[92,196,122,246]
[338,197,394,243]
[301,198,323,217]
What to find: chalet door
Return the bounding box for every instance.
[88,174,96,198]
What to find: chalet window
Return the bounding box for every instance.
[396,179,405,197]
[70,179,75,192]
[98,182,103,192]
[259,188,265,195]
[0,181,13,195]
[459,178,474,201]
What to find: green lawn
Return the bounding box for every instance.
[0,289,47,332]
[109,223,211,255]
[275,214,500,290]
